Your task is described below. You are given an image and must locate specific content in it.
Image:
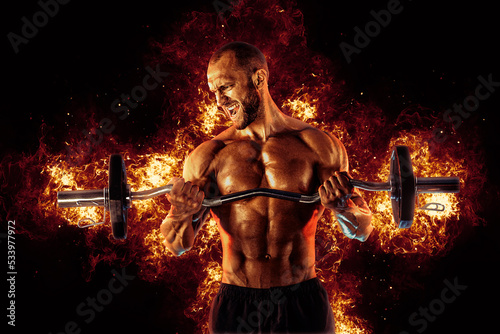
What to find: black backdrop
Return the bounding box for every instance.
[2,0,499,333]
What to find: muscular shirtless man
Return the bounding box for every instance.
[160,41,373,333]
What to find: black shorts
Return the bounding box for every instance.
[209,277,335,333]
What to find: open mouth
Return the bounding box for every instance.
[226,102,240,119]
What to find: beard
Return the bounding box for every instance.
[234,80,261,130]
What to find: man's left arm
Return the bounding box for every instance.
[316,132,373,242]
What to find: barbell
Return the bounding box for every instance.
[57,145,460,239]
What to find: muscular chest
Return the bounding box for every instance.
[215,137,318,195]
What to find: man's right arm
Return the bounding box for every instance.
[160,140,221,256]
[161,177,206,256]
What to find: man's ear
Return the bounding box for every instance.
[253,69,268,89]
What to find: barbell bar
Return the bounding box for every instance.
[57,145,460,239]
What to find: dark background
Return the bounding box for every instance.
[2,0,499,333]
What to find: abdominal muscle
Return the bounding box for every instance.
[211,197,324,288]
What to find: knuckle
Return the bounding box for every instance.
[197,191,205,201]
[169,176,179,183]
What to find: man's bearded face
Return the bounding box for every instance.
[223,77,260,130]
[207,54,263,130]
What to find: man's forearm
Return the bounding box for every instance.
[329,198,373,242]
[162,209,195,256]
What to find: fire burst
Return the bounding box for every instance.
[1,0,488,333]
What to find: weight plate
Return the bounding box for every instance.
[390,146,415,229]
[108,154,128,239]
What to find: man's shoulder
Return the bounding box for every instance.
[286,117,340,149]
[285,116,347,167]
[183,138,225,179]
[189,125,242,162]
[189,138,226,162]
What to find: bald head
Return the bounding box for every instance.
[209,41,269,81]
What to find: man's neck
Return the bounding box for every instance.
[239,96,286,142]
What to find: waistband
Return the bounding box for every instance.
[217,277,324,301]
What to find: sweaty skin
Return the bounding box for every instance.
[161,51,373,288]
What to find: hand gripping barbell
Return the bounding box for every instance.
[57,146,460,239]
